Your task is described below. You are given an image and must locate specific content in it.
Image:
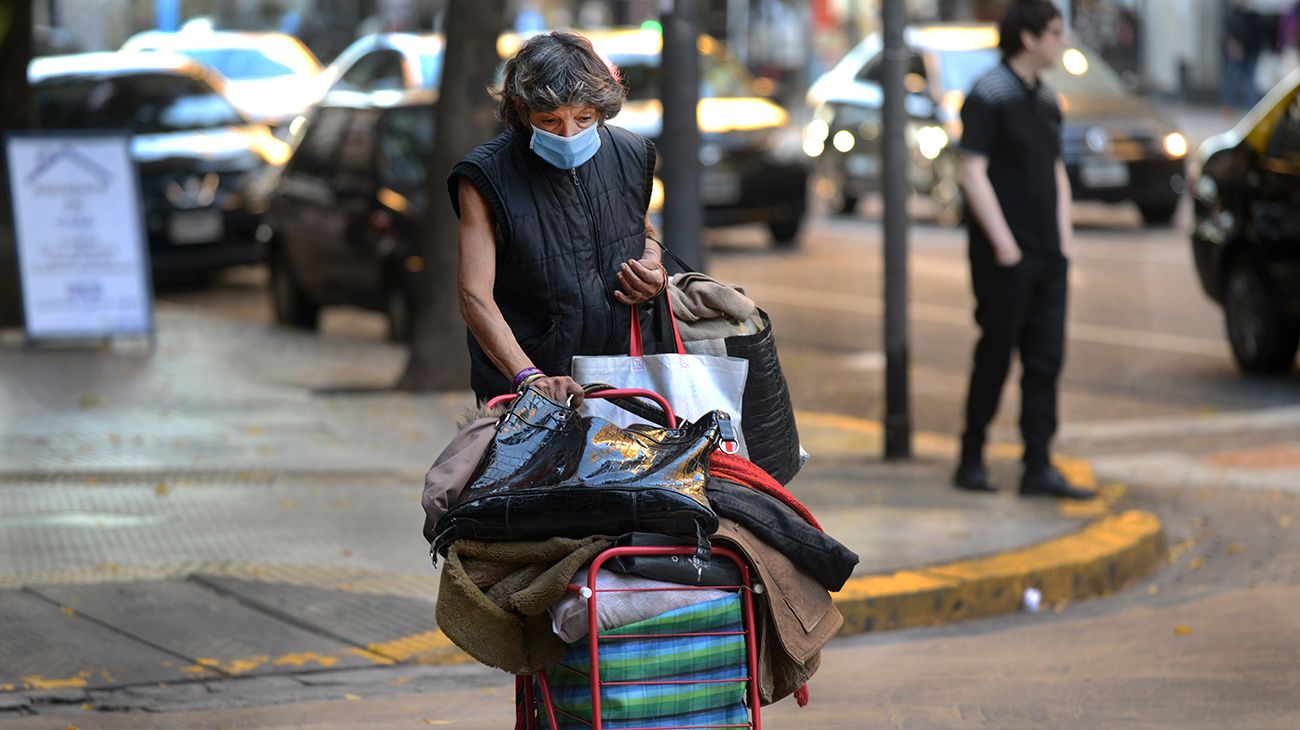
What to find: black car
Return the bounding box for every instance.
[264,90,433,341]
[586,29,809,246]
[806,25,1189,226]
[1191,71,1300,373]
[29,51,291,279]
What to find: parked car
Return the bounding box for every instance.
[317,33,443,95]
[263,91,433,340]
[121,30,322,135]
[29,52,292,279]
[584,29,809,246]
[1191,68,1300,373]
[806,24,1189,226]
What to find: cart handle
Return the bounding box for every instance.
[486,387,678,428]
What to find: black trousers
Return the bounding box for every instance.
[960,252,1068,469]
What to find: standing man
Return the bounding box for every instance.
[952,0,1094,500]
[1222,0,1263,116]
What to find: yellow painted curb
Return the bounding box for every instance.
[834,510,1166,634]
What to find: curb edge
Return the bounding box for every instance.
[831,510,1166,635]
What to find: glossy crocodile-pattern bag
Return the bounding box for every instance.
[433,387,723,556]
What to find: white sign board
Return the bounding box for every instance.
[5,133,153,340]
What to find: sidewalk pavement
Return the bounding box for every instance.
[0,305,1164,721]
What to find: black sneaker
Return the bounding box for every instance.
[1019,465,1096,500]
[953,462,997,493]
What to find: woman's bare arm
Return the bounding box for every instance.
[457,178,582,403]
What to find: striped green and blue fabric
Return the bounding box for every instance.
[539,593,751,728]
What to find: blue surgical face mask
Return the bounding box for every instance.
[529,122,601,170]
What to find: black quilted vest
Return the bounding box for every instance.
[448,124,656,398]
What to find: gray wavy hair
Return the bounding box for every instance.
[495,31,626,135]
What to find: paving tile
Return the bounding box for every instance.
[193,576,436,649]
[0,589,207,689]
[27,580,379,678]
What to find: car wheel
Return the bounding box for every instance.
[1138,200,1179,227]
[1223,256,1300,373]
[819,167,858,216]
[386,283,412,343]
[768,215,804,248]
[269,248,319,330]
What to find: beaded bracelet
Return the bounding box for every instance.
[512,367,544,389]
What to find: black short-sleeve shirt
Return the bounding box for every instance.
[960,62,1063,256]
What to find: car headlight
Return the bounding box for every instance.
[1193,173,1218,203]
[832,129,856,153]
[1163,132,1189,159]
[803,119,829,158]
[915,125,949,161]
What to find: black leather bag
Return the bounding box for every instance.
[432,387,724,557]
[602,532,744,586]
[721,309,802,485]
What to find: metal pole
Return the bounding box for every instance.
[156,0,181,31]
[660,0,705,272]
[881,0,911,459]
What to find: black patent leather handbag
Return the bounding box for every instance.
[432,386,731,558]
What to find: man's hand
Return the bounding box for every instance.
[614,258,665,305]
[994,243,1023,267]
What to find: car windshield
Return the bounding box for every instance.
[179,48,297,79]
[609,52,754,101]
[933,45,1127,97]
[35,73,246,133]
[933,47,1001,93]
[417,51,443,88]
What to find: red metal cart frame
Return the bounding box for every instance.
[520,544,763,730]
[487,388,760,728]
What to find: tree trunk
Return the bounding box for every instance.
[396,0,507,390]
[0,0,35,327]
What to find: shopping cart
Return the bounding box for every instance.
[483,388,763,730]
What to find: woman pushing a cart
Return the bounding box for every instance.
[449,30,666,405]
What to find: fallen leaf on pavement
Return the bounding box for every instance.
[343,693,362,701]
[1147,584,1160,595]
[1174,625,1192,636]
[61,606,74,616]
[1225,543,1244,555]
[1187,556,1206,570]
[154,482,170,497]
[1280,515,1293,529]
[281,499,295,510]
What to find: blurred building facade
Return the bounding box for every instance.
[26,0,1300,103]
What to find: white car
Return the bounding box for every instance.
[317,33,445,96]
[122,29,321,133]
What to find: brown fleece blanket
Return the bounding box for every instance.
[436,535,614,673]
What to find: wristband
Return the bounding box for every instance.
[518,373,545,392]
[512,367,543,388]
